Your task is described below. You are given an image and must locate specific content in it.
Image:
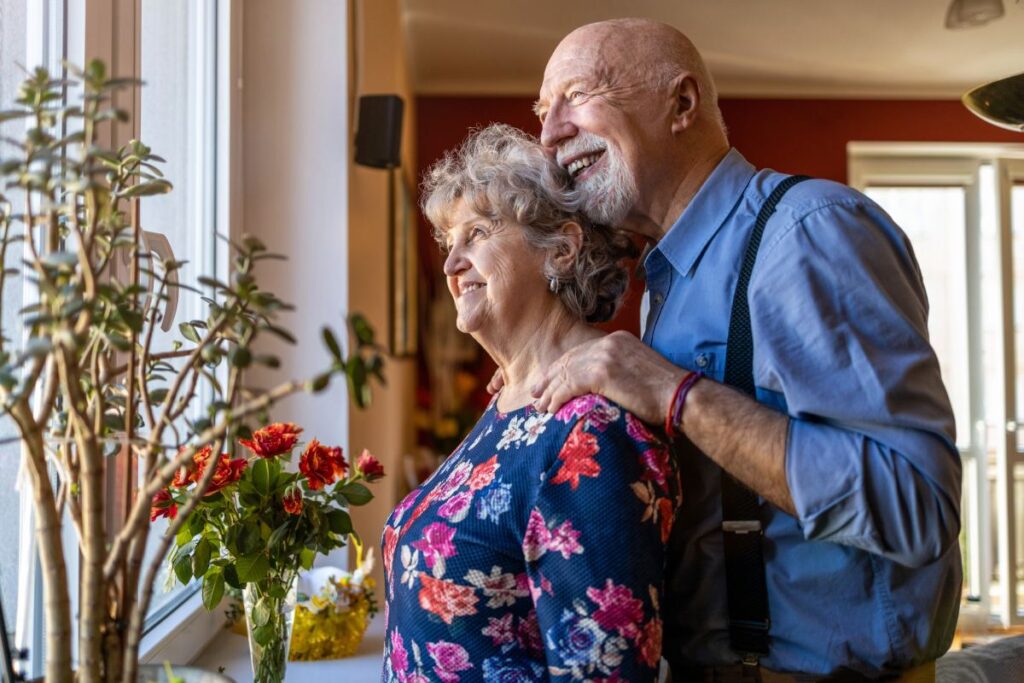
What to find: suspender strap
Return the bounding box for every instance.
[722,174,810,658]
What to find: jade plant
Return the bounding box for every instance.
[0,61,384,683]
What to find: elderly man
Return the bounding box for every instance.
[528,18,961,682]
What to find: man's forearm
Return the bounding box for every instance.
[682,377,796,516]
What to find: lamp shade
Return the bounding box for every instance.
[945,0,1004,29]
[963,72,1024,132]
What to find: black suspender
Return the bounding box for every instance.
[721,175,810,659]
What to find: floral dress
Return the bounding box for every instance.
[380,394,681,682]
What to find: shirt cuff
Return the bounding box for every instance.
[786,417,863,534]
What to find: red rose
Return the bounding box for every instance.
[299,439,347,490]
[193,447,247,495]
[282,487,303,515]
[239,422,303,458]
[356,449,385,481]
[150,489,178,522]
[170,445,208,488]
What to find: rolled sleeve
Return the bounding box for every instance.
[753,195,961,567]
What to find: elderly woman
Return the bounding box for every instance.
[380,124,680,682]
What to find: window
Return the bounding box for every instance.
[850,143,1024,628]
[138,0,222,624]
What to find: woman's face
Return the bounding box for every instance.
[442,199,550,339]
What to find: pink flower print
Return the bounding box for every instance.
[383,526,399,593]
[522,509,551,561]
[389,630,409,674]
[437,490,472,523]
[528,573,553,602]
[411,522,457,571]
[640,445,671,490]
[625,412,656,444]
[517,609,544,655]
[468,455,499,490]
[426,641,473,683]
[405,673,430,683]
[392,488,419,524]
[548,519,584,559]
[584,401,620,432]
[587,579,645,640]
[481,612,516,647]
[554,394,600,423]
[434,461,473,500]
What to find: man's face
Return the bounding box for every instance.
[536,32,664,226]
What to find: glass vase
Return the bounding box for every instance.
[243,575,298,683]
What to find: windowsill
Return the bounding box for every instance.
[191,617,385,682]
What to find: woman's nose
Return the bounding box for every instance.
[443,244,468,277]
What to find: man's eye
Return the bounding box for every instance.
[568,90,586,102]
[468,226,486,242]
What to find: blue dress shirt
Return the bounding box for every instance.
[644,149,962,676]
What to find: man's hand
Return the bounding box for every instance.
[530,331,688,423]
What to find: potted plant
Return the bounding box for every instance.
[0,61,384,683]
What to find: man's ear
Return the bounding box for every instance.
[670,74,701,134]
[553,220,584,270]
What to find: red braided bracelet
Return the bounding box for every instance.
[664,371,703,439]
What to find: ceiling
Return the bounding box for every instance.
[403,0,1024,98]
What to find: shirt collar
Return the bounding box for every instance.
[647,148,756,278]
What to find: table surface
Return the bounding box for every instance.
[193,617,385,682]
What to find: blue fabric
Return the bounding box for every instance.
[381,395,681,682]
[644,149,963,676]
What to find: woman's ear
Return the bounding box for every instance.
[552,220,584,271]
[669,74,700,134]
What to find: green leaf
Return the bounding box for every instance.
[350,313,375,346]
[179,322,200,343]
[229,346,252,369]
[117,179,172,197]
[175,523,193,548]
[326,509,353,535]
[202,569,225,611]
[192,538,211,577]
[173,551,192,584]
[322,327,343,362]
[252,458,271,496]
[299,547,316,570]
[235,554,270,583]
[264,324,297,345]
[308,372,331,394]
[268,522,291,550]
[338,482,373,506]
[251,597,272,628]
[188,511,205,536]
[252,624,275,647]
[223,563,242,590]
[238,521,263,555]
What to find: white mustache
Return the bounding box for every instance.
[555,131,609,167]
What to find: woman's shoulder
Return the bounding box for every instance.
[550,393,664,446]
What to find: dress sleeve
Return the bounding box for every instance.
[521,399,679,681]
[751,197,961,568]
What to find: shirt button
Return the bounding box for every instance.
[695,354,709,369]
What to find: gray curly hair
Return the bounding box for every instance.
[420,124,636,323]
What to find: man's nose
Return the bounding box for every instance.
[540,104,576,151]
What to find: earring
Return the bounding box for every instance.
[548,276,559,293]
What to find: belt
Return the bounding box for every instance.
[667,661,935,683]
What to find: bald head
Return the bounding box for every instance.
[545,18,722,127]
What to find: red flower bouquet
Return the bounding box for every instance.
[159,422,384,683]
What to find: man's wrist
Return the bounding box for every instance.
[664,370,704,438]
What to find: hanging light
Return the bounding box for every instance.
[945,0,1005,28]
[962,72,1024,132]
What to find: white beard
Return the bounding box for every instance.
[559,131,639,226]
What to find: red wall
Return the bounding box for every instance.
[414,96,1022,399]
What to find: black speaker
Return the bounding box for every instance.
[355,94,404,168]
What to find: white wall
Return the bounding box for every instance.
[240,0,350,566]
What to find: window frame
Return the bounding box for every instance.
[850,141,1024,628]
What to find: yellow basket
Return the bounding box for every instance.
[289,595,371,660]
